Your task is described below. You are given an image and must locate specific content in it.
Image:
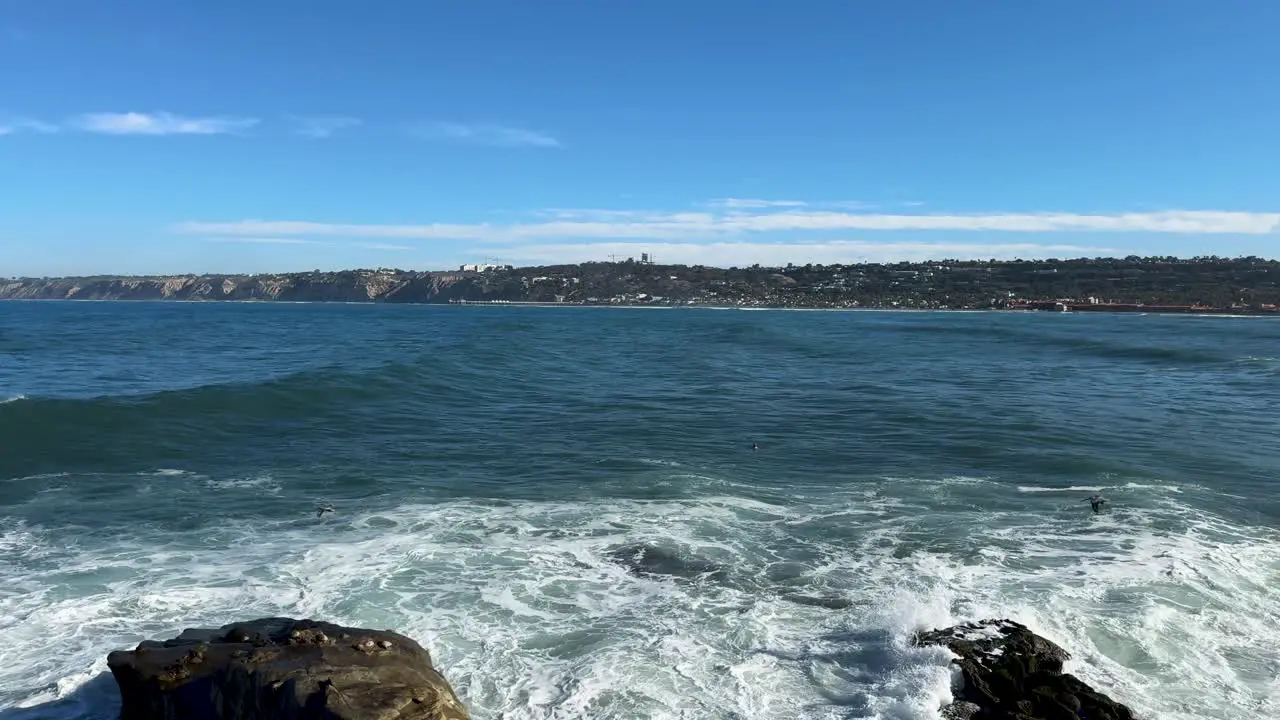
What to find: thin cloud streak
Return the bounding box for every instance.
[289,115,361,138]
[205,237,327,245]
[411,121,560,148]
[356,242,415,251]
[0,117,59,135]
[707,199,881,211]
[177,208,1280,243]
[73,112,259,135]
[204,238,415,251]
[709,198,809,209]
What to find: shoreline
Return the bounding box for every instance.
[4,296,1279,317]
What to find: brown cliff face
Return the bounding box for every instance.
[0,272,481,303]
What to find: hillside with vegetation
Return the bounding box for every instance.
[3,256,1278,312]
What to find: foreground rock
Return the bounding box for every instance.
[915,619,1136,720]
[106,617,469,720]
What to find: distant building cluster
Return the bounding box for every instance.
[459,263,513,273]
[606,252,656,265]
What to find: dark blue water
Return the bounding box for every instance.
[1,302,1277,719]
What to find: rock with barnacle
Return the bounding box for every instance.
[106,617,468,719]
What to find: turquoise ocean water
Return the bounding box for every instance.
[1,302,1278,719]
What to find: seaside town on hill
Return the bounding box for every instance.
[3,255,1279,314]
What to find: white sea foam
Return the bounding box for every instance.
[933,475,990,486]
[0,394,25,404]
[1017,485,1108,493]
[202,473,281,494]
[1,478,1277,719]
[637,458,683,468]
[1016,482,1180,494]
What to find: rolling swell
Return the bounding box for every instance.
[891,317,1239,367]
[0,359,473,478]
[1045,333,1230,366]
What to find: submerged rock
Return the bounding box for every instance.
[915,619,1136,720]
[106,617,469,719]
[605,542,729,582]
[780,592,855,610]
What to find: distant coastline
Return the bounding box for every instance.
[445,298,1280,315]
[7,298,1278,319]
[3,256,1279,315]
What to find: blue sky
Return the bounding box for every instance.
[2,1,1279,275]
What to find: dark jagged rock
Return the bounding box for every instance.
[106,617,469,720]
[915,619,1136,720]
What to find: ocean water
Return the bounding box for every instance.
[1,301,1278,720]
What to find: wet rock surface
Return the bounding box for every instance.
[106,617,469,719]
[915,619,1137,720]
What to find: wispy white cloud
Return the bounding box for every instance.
[532,208,703,222]
[484,240,1123,268]
[205,237,327,245]
[182,220,500,241]
[289,115,361,138]
[177,208,1280,244]
[356,242,415,251]
[709,199,881,211]
[0,117,59,136]
[73,111,259,135]
[204,237,417,252]
[411,121,560,148]
[709,198,809,209]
